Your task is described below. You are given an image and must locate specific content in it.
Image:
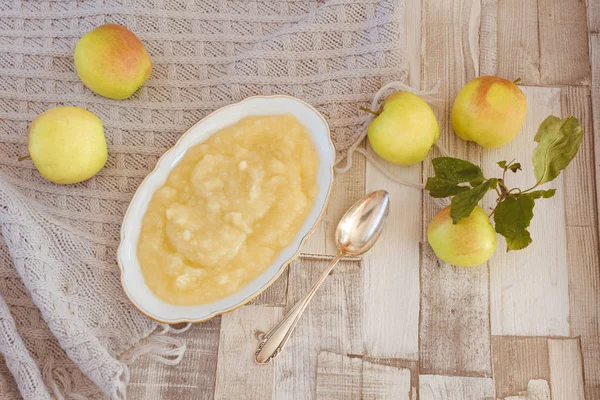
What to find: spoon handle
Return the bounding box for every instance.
[255,252,343,364]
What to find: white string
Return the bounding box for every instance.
[335,80,450,208]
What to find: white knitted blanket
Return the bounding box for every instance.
[0,0,407,398]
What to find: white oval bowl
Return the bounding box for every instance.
[118,95,335,323]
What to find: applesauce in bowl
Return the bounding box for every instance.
[138,114,318,306]
[118,95,335,323]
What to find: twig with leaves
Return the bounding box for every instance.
[425,115,583,251]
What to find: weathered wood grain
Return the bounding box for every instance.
[214,305,282,400]
[566,226,600,394]
[405,0,422,89]
[483,86,570,337]
[491,336,551,398]
[588,0,600,31]
[419,375,495,400]
[315,351,412,400]
[362,359,412,399]
[561,86,597,227]
[591,33,600,256]
[315,352,363,400]
[359,0,422,361]
[538,0,591,85]
[548,338,585,400]
[497,0,541,85]
[480,0,498,76]
[272,259,362,400]
[128,318,221,400]
[419,244,492,376]
[503,379,551,400]
[363,153,420,359]
[249,268,288,307]
[420,0,490,378]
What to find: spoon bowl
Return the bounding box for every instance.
[336,190,390,255]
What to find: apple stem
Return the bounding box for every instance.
[18,155,31,161]
[513,77,522,84]
[359,106,380,116]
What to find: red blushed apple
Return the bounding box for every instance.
[74,24,152,100]
[452,76,527,148]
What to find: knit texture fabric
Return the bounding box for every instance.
[0,0,407,398]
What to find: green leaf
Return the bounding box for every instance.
[425,157,486,199]
[493,195,535,251]
[450,179,498,224]
[432,157,484,184]
[497,160,507,169]
[425,177,470,198]
[532,116,583,185]
[527,189,556,199]
[508,162,521,173]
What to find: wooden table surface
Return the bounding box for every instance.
[128,1,600,399]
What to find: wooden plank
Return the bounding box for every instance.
[362,359,412,400]
[128,318,221,400]
[315,352,363,400]
[359,0,422,362]
[497,0,541,85]
[561,86,597,227]
[566,226,600,393]
[538,0,591,85]
[588,387,600,400]
[483,86,570,337]
[548,338,585,400]
[420,0,490,378]
[363,154,420,359]
[588,0,600,31]
[214,305,282,400]
[315,352,413,400]
[272,258,362,399]
[419,244,492,376]
[419,375,495,400]
[592,34,600,256]
[480,0,498,76]
[491,336,551,398]
[249,268,288,307]
[503,379,551,400]
[405,0,422,89]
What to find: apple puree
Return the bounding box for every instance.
[138,114,319,305]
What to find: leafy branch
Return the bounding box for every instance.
[425,115,583,251]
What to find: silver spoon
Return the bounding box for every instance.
[255,190,390,364]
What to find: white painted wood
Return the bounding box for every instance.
[214,305,282,400]
[503,379,550,400]
[364,154,421,359]
[483,86,570,336]
[362,360,412,400]
[419,375,495,400]
[548,339,585,400]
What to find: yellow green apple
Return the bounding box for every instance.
[452,76,527,148]
[28,106,107,184]
[427,205,497,267]
[74,24,152,99]
[367,91,439,165]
